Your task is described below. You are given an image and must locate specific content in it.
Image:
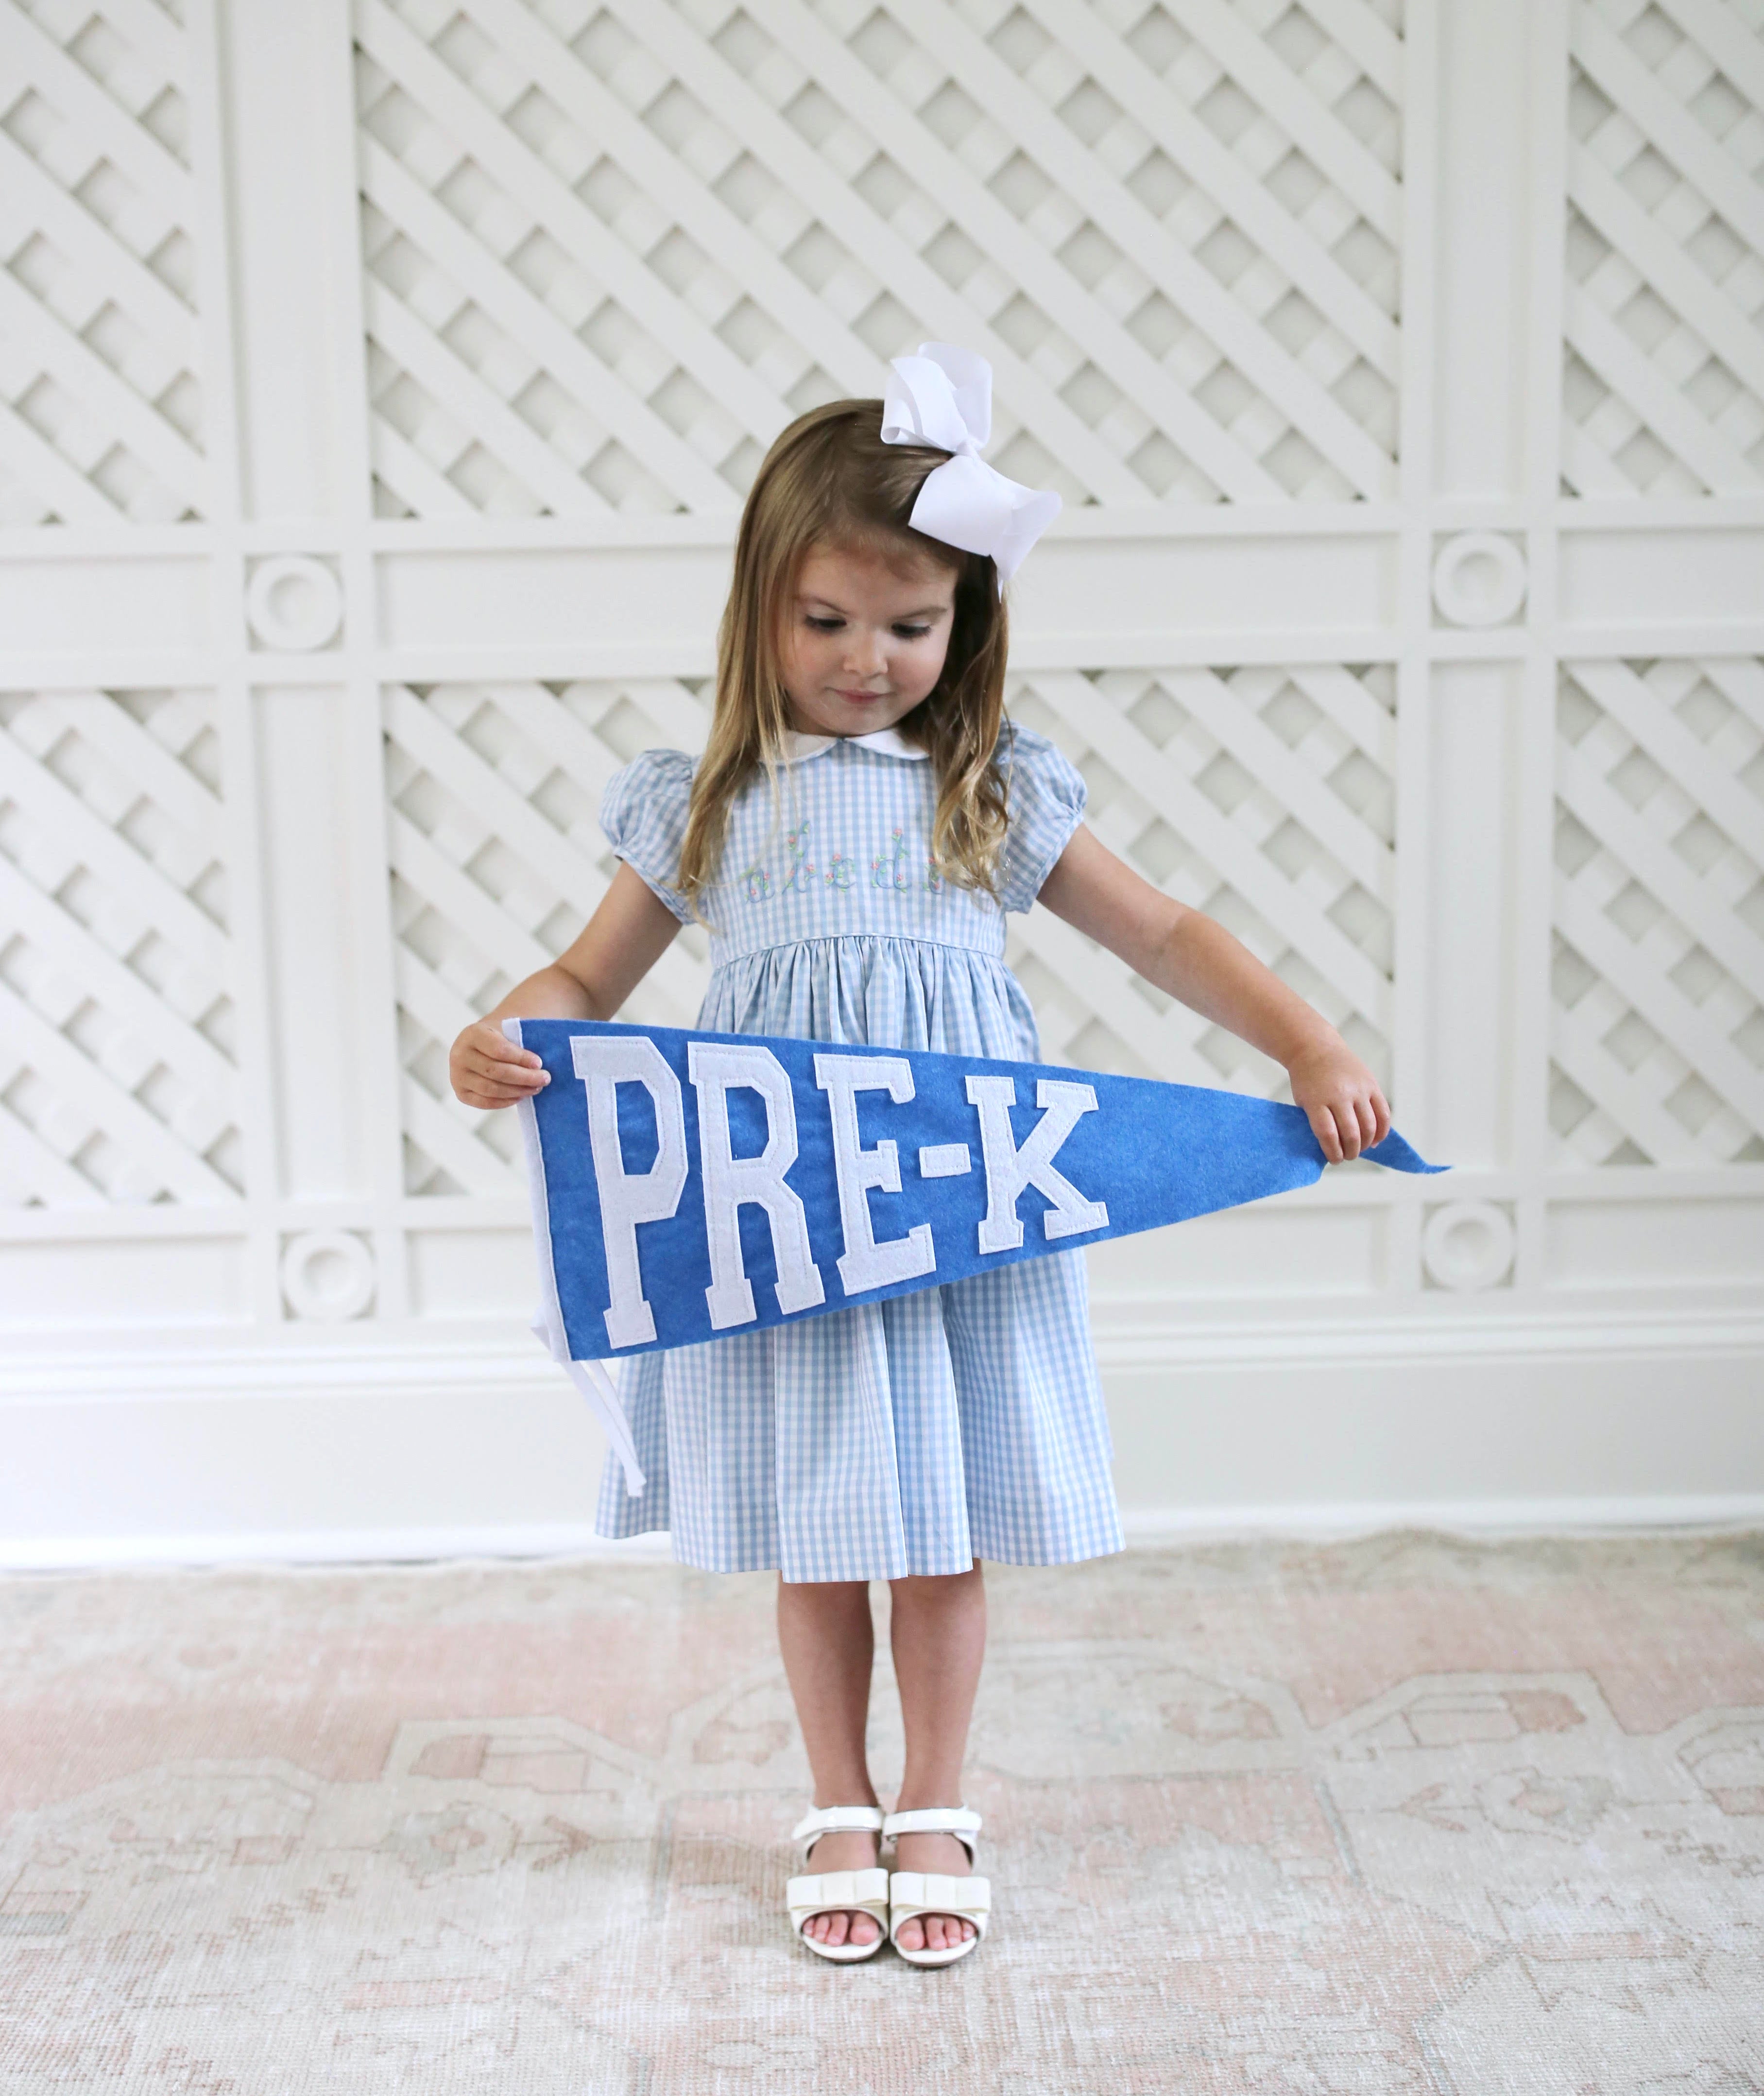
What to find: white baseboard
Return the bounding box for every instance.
[1089,1304,1764,1366]
[0,1526,678,1573]
[1,1306,1758,1572]
[4,1303,1761,1404]
[1117,1493,1764,1543]
[7,1497,1762,1575]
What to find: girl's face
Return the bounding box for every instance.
[778,543,958,741]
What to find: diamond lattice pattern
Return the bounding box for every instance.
[0,0,206,523]
[0,688,240,1205]
[1005,663,1395,1092]
[1564,0,1764,497]
[386,676,714,1194]
[356,0,1403,519]
[1552,656,1764,1166]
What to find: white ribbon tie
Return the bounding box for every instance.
[880,344,1060,591]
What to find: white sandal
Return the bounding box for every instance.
[883,1806,991,1967]
[786,1805,889,1962]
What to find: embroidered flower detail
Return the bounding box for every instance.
[922,859,944,893]
[871,826,912,892]
[741,864,771,901]
[780,823,815,893]
[824,852,856,891]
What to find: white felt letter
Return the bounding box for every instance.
[814,1053,937,1296]
[571,1034,689,1349]
[965,1075,1110,1253]
[688,1042,826,1329]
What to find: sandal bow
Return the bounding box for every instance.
[883,1807,991,1967]
[786,1805,888,1962]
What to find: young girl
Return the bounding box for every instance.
[450,348,1389,1968]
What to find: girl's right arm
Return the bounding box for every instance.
[448,863,684,1109]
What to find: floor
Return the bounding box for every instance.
[1,1532,1761,2094]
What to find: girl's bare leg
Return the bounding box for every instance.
[776,1578,881,1948]
[889,1565,987,1954]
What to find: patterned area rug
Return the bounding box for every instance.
[1,1532,1762,2094]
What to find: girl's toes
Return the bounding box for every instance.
[895,1916,924,1952]
[850,1913,879,1946]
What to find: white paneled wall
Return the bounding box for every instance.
[1,0,1760,1565]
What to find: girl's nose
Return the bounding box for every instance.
[843,631,888,677]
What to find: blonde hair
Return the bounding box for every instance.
[675,399,1011,918]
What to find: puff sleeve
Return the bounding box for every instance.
[993,722,1088,914]
[599,748,696,923]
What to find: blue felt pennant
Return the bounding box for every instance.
[506,1018,1444,1495]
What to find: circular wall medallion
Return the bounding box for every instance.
[280,1230,376,1322]
[1431,532,1527,628]
[1421,1201,1516,1292]
[246,555,344,652]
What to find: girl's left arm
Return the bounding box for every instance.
[1036,825,1390,1163]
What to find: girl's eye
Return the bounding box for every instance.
[803,616,932,638]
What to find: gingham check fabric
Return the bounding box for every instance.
[594,722,1124,1581]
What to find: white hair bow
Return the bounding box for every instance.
[880,344,1061,592]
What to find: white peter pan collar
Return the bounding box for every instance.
[783,724,930,764]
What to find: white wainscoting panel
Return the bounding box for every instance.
[1,0,1760,1565]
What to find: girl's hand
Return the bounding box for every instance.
[450,1020,550,1110]
[1286,1036,1391,1164]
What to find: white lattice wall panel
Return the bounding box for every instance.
[3,0,1764,1555]
[0,0,206,524]
[1563,0,1764,498]
[384,675,713,1194]
[1552,655,1764,1166]
[354,0,1403,519]
[1006,663,1395,1091]
[0,687,240,1206]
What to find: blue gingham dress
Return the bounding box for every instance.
[594,718,1124,1583]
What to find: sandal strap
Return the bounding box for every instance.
[882,1807,981,1837]
[792,1803,885,1854]
[882,1806,981,1860]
